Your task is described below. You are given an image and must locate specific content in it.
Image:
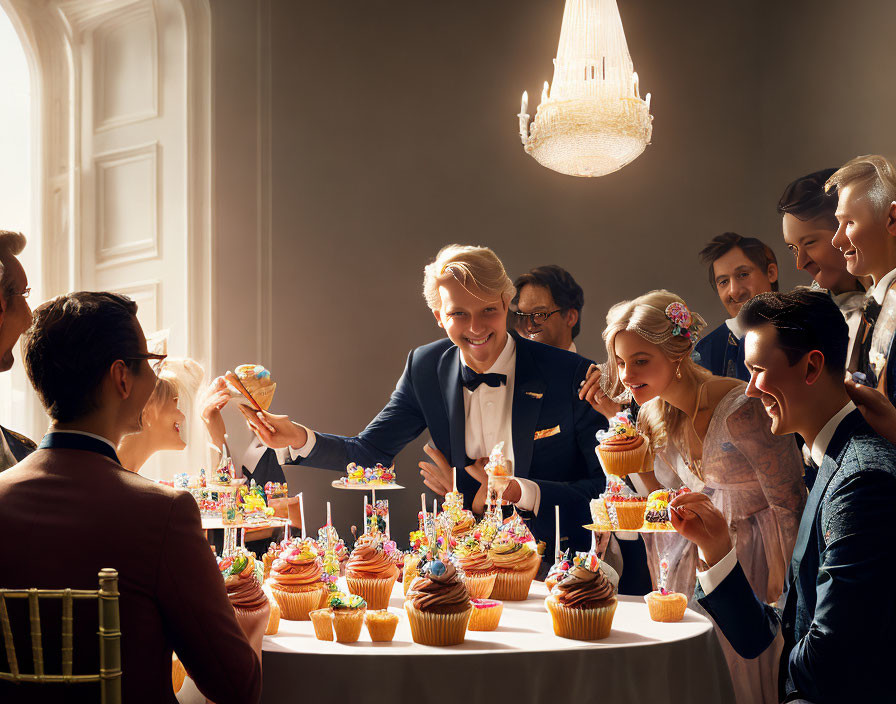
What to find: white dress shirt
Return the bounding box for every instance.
[696,401,856,596]
[724,316,745,340]
[289,332,541,513]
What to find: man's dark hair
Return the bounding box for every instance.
[23,291,144,422]
[512,265,585,339]
[777,168,839,229]
[738,289,848,377]
[699,232,779,292]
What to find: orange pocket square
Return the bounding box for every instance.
[534,425,561,440]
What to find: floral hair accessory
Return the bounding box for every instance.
[665,302,694,339]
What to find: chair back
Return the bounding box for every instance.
[0,568,121,703]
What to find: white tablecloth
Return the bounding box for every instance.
[261,581,734,703]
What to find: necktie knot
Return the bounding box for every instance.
[461,366,507,391]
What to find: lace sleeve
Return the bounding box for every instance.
[725,396,807,552]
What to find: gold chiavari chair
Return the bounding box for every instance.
[0,568,121,703]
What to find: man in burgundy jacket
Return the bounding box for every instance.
[0,291,261,703]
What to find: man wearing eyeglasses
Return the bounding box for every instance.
[0,230,36,472]
[510,265,583,352]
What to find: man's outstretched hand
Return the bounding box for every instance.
[238,404,307,450]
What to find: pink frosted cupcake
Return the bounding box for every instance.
[345,535,399,610]
[268,540,327,620]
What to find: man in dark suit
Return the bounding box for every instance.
[693,232,779,382]
[671,289,896,703]
[0,230,36,472]
[0,292,260,704]
[242,245,607,557]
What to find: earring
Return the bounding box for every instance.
[675,361,682,380]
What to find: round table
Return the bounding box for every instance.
[261,581,734,703]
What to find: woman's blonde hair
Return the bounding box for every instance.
[422,244,516,311]
[602,289,708,453]
[143,357,205,420]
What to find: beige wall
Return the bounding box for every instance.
[209,0,896,543]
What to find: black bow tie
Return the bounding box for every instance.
[461,366,507,391]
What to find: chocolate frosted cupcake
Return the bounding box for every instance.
[220,550,271,657]
[405,559,472,646]
[545,557,617,640]
[345,535,399,610]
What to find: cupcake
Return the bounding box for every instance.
[544,550,573,591]
[405,559,472,646]
[345,535,399,609]
[604,487,648,531]
[455,536,497,599]
[596,410,649,476]
[268,540,327,620]
[641,487,690,531]
[488,531,541,601]
[365,609,399,642]
[219,549,271,656]
[230,363,276,410]
[545,555,617,640]
[309,608,334,641]
[329,592,367,643]
[467,598,503,631]
[646,588,688,622]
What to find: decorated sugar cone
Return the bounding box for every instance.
[248,383,276,411]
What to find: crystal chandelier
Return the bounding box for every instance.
[518,0,653,178]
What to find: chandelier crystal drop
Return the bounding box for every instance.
[518,0,653,178]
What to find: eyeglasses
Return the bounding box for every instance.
[512,309,563,326]
[122,352,167,373]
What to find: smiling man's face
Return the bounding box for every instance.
[433,276,508,373]
[743,324,807,437]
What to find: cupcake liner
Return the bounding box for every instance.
[309,608,334,641]
[490,561,539,601]
[264,597,281,635]
[645,592,688,622]
[404,602,472,646]
[332,607,366,643]
[346,574,397,610]
[598,439,648,476]
[462,571,497,600]
[545,595,617,640]
[467,602,503,631]
[612,501,648,530]
[233,603,270,656]
[269,582,327,620]
[365,610,399,642]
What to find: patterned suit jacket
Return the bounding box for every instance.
[696,410,896,702]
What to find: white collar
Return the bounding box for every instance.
[810,401,857,466]
[49,429,118,452]
[724,317,744,340]
[871,268,896,305]
[459,332,516,375]
[568,341,577,353]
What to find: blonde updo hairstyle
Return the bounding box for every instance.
[603,290,708,453]
[142,357,205,427]
[423,244,516,311]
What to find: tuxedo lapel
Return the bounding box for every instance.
[437,345,466,470]
[790,410,863,576]
[511,338,547,480]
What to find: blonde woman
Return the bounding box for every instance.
[118,358,203,473]
[582,289,805,704]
